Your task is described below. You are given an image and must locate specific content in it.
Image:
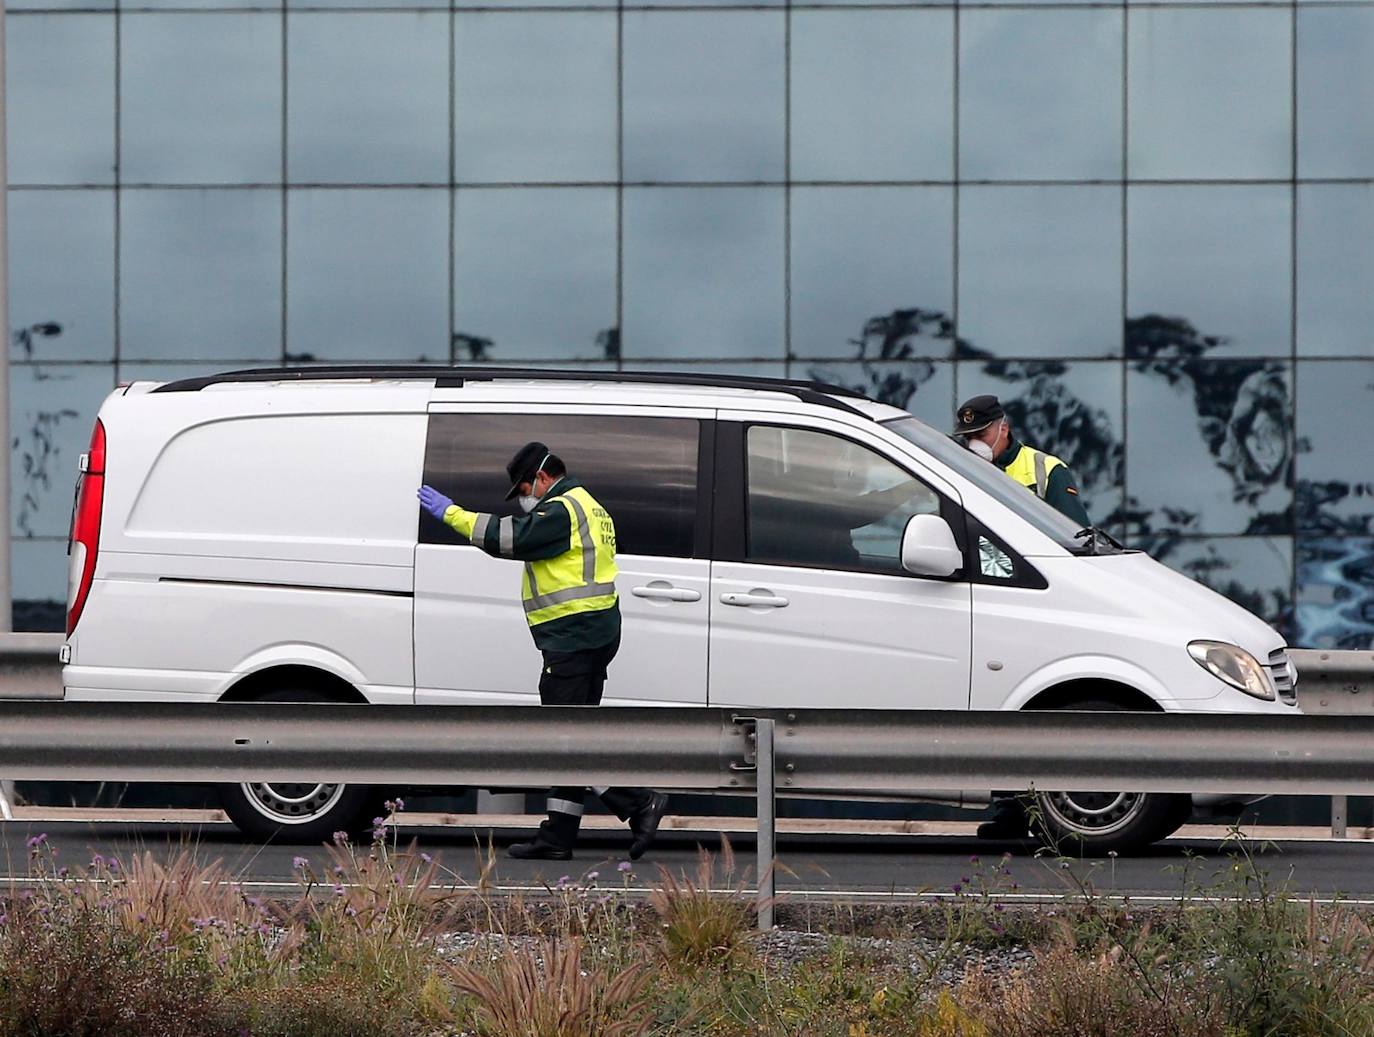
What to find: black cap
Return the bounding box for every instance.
[953,395,1005,436]
[503,441,551,501]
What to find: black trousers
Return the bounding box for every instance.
[536,635,652,848]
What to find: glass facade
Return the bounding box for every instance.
[7,0,1373,649]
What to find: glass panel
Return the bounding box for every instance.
[1297,185,1374,359]
[287,13,448,184]
[622,12,784,183]
[422,413,700,558]
[789,10,952,183]
[621,187,784,360]
[286,189,448,361]
[955,359,1124,531]
[745,425,940,574]
[10,363,114,539]
[958,186,1122,358]
[120,189,282,362]
[8,190,115,362]
[801,359,954,432]
[960,9,1122,181]
[1127,186,1291,359]
[790,187,953,360]
[1126,359,1293,538]
[1297,538,1374,650]
[1298,9,1374,178]
[11,539,67,632]
[121,14,280,184]
[453,188,615,362]
[6,15,114,185]
[454,13,616,185]
[1138,535,1293,638]
[1295,360,1374,537]
[1127,9,1291,180]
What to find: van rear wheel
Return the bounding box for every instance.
[217,687,383,844]
[1030,697,1191,857]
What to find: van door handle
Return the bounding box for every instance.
[720,591,790,608]
[631,584,702,603]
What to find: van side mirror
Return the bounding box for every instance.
[900,514,962,578]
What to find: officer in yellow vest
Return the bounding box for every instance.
[954,396,1090,840]
[417,441,668,861]
[954,395,1090,527]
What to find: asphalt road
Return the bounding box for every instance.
[4,821,1374,903]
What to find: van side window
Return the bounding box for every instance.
[744,425,941,575]
[421,414,702,558]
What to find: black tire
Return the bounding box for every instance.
[1029,697,1192,857]
[217,687,384,845]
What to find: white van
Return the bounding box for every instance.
[61,366,1298,852]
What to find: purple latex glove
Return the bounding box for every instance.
[417,485,454,520]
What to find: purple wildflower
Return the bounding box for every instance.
[951,882,963,895]
[25,833,47,850]
[292,856,309,871]
[617,861,632,873]
[420,852,433,864]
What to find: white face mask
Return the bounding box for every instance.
[517,494,539,514]
[967,438,994,461]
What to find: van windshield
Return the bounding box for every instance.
[882,415,1086,551]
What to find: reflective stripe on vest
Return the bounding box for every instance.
[1004,445,1065,500]
[520,486,618,628]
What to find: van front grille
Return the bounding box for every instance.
[1268,648,1297,704]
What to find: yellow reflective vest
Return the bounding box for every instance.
[520,485,619,630]
[1003,444,1066,500]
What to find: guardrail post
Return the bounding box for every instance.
[1331,795,1348,839]
[755,717,776,931]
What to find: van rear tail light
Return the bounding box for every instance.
[66,419,106,636]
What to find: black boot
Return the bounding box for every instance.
[507,836,573,861]
[627,792,669,860]
[976,796,1029,840]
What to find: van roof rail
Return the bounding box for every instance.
[152,364,875,416]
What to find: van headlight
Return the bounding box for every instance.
[1187,641,1275,701]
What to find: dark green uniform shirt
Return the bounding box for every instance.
[464,476,621,653]
[993,436,1091,527]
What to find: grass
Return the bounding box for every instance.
[4,824,1374,1036]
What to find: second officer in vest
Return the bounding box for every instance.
[417,441,668,861]
[953,394,1090,527]
[954,395,1090,840]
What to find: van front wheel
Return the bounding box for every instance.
[216,686,384,844]
[1030,697,1191,856]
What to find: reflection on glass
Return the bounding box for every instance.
[10,539,67,632]
[286,189,448,360]
[956,358,1124,529]
[1128,186,1291,359]
[454,188,615,361]
[121,15,280,184]
[1295,361,1374,537]
[455,14,616,184]
[1128,9,1291,180]
[9,190,114,362]
[1139,535,1293,636]
[1126,359,1292,537]
[1297,538,1374,651]
[623,12,784,183]
[120,190,281,361]
[791,187,953,359]
[804,360,954,431]
[6,15,114,185]
[622,188,784,360]
[1297,186,1374,358]
[790,10,952,183]
[746,425,940,574]
[959,9,1121,181]
[1298,9,1374,178]
[9,364,114,539]
[959,186,1122,358]
[287,13,448,184]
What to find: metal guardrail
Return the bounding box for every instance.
[3,700,1374,926]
